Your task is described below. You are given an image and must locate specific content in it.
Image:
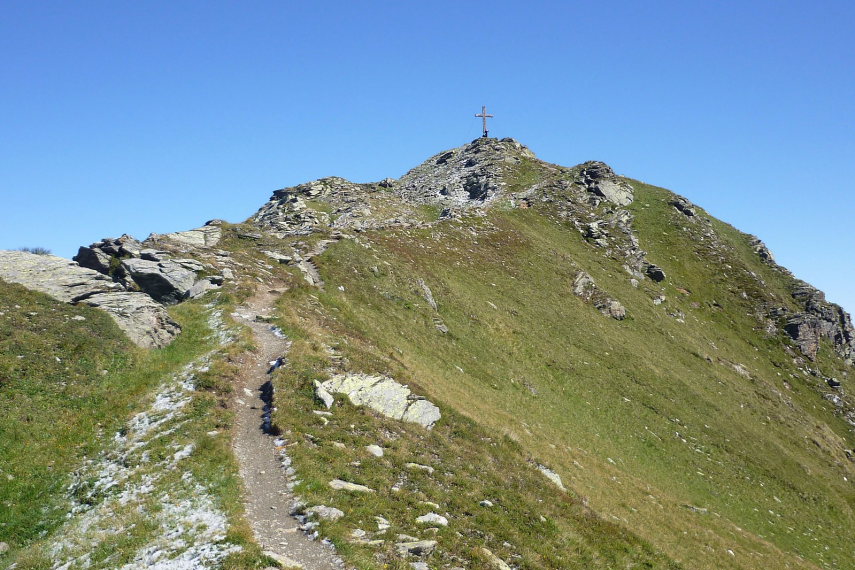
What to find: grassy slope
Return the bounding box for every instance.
[0,280,272,569]
[269,178,854,568]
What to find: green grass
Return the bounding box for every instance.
[0,282,272,568]
[267,196,854,569]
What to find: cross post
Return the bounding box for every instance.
[475,105,494,138]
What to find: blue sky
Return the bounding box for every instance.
[2,1,853,311]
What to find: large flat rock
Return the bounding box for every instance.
[0,250,121,302]
[318,373,441,428]
[82,292,181,349]
[0,251,179,348]
[122,258,198,304]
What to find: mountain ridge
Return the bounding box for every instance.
[1,137,853,569]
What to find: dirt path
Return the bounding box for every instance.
[231,286,343,570]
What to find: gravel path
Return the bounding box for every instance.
[232,287,343,570]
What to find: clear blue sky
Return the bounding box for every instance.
[2,1,853,312]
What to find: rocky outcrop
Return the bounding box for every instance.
[0,251,179,348]
[396,137,534,207]
[575,161,633,207]
[81,292,181,349]
[749,236,777,265]
[0,250,122,302]
[75,232,223,305]
[316,373,441,428]
[781,283,855,362]
[669,196,696,217]
[122,258,198,304]
[572,271,626,320]
[156,222,222,248]
[645,264,667,282]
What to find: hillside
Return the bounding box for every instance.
[1,137,853,569]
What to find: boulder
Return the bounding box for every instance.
[73,234,143,277]
[646,264,666,282]
[416,512,448,526]
[82,292,181,349]
[305,505,345,521]
[328,479,375,493]
[669,197,696,217]
[536,464,566,491]
[122,258,198,304]
[395,540,437,557]
[318,373,441,428]
[187,278,220,299]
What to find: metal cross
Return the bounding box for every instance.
[475,105,494,138]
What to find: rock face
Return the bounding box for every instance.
[0,250,122,302]
[121,258,198,304]
[779,283,855,362]
[157,223,222,248]
[575,161,634,207]
[395,137,534,207]
[317,373,441,428]
[0,251,180,349]
[81,292,181,349]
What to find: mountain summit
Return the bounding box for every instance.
[1,138,853,569]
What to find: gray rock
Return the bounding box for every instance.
[262,250,294,264]
[0,251,123,302]
[536,464,566,491]
[395,540,437,556]
[418,278,438,311]
[784,314,821,361]
[365,444,384,457]
[72,246,113,274]
[328,479,375,493]
[73,235,144,283]
[572,271,597,300]
[0,542,8,555]
[314,380,335,409]
[576,161,633,206]
[320,373,441,428]
[0,251,179,349]
[479,499,494,507]
[122,258,198,304]
[416,512,448,526]
[750,236,776,264]
[410,563,429,570]
[669,197,696,217]
[82,292,181,349]
[187,278,220,299]
[645,264,666,282]
[262,551,303,569]
[157,224,222,248]
[305,505,345,521]
[480,547,512,570]
[406,463,435,474]
[573,271,626,320]
[602,299,626,320]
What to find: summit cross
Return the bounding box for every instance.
[475,105,494,138]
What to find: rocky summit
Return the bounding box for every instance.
[1,137,854,570]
